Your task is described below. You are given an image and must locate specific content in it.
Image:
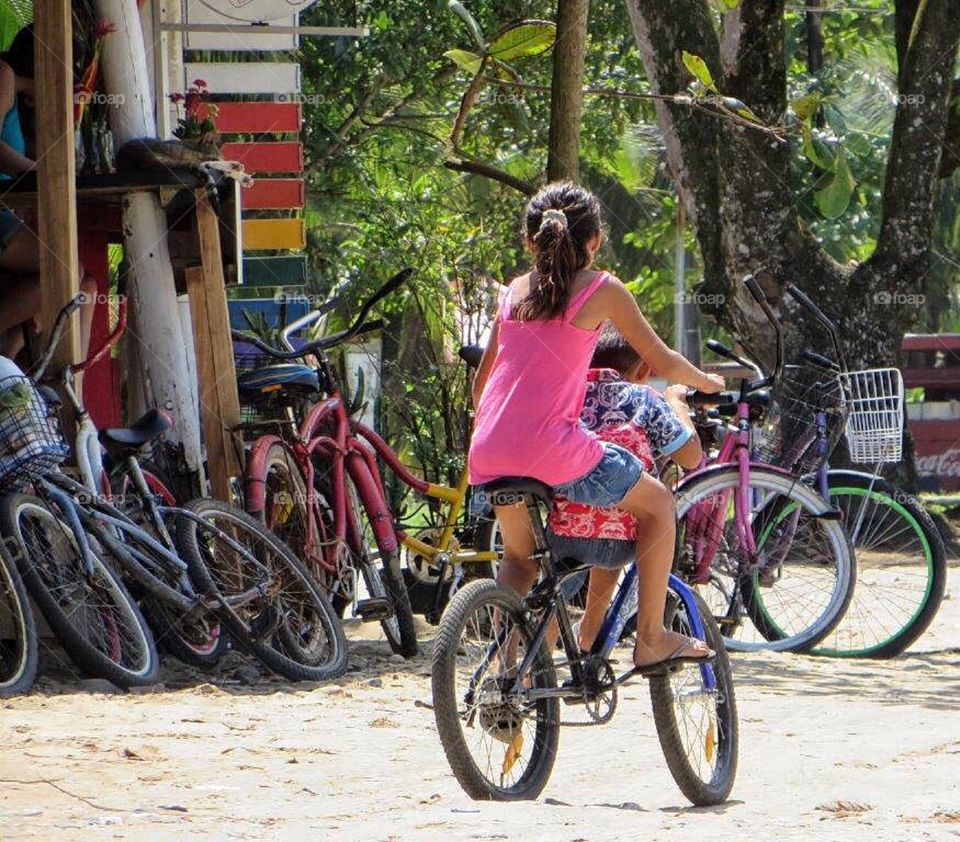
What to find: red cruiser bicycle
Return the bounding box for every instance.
[233,270,420,656]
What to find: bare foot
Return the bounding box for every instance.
[633,629,712,670]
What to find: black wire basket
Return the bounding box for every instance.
[751,364,847,474]
[0,376,70,492]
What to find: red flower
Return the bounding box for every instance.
[96,19,118,37]
[192,78,208,89]
[169,91,185,103]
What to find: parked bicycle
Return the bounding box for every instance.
[0,296,348,688]
[673,276,856,652]
[431,479,737,805]
[755,284,946,657]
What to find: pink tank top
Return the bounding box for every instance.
[468,271,608,486]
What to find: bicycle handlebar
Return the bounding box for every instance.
[801,348,839,373]
[742,274,784,387]
[231,268,414,361]
[705,339,762,377]
[786,283,847,371]
[28,294,84,381]
[686,389,737,408]
[75,295,128,374]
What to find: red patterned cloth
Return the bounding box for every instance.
[548,374,657,542]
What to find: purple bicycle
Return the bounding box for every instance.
[674,276,856,653]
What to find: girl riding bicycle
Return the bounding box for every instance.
[469,182,723,673]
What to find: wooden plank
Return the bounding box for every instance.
[242,178,304,210]
[189,192,242,501]
[35,5,80,368]
[221,141,303,173]
[183,62,300,94]
[213,101,302,133]
[242,218,306,251]
[183,1,298,50]
[242,255,308,286]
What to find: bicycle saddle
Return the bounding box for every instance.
[458,345,483,369]
[99,408,173,451]
[237,364,320,401]
[479,477,552,506]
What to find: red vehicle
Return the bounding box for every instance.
[902,334,960,492]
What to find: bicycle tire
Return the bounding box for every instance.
[175,498,348,681]
[104,471,230,668]
[0,538,38,696]
[811,471,947,657]
[341,468,418,657]
[0,492,159,688]
[431,578,559,800]
[675,465,854,653]
[649,589,738,806]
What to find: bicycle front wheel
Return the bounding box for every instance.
[811,471,947,657]
[0,492,159,687]
[649,589,738,806]
[175,498,348,681]
[675,465,854,653]
[0,537,38,696]
[432,579,559,801]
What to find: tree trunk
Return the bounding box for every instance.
[624,0,960,488]
[547,0,590,182]
[94,0,203,474]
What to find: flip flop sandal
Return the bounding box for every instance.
[630,637,716,678]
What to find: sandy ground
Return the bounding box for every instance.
[1,582,959,842]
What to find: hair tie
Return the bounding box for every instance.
[540,208,568,230]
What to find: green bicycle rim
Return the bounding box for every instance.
[812,486,932,658]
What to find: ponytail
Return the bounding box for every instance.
[516,182,602,321]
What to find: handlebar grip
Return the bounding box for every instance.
[786,284,837,330]
[686,389,736,408]
[706,338,734,358]
[801,349,839,371]
[364,267,415,311]
[743,274,766,305]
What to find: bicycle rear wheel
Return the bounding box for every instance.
[0,492,159,687]
[811,471,947,657]
[432,579,559,800]
[341,467,418,657]
[649,589,738,806]
[175,498,348,681]
[675,465,854,653]
[0,538,37,696]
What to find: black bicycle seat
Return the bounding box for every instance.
[479,477,552,506]
[458,345,483,369]
[99,408,173,451]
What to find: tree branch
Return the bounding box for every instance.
[721,0,788,121]
[442,156,538,194]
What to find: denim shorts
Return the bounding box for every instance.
[547,531,636,571]
[553,442,644,508]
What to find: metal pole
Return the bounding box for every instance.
[674,199,686,355]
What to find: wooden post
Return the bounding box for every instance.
[95,0,204,477]
[186,192,241,501]
[34,4,80,367]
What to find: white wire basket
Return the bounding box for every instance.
[839,368,904,464]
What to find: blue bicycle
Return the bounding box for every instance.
[431,479,738,805]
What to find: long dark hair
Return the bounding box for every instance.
[515,182,603,321]
[2,24,34,80]
[592,326,640,372]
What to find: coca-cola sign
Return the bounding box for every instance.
[198,0,320,21]
[916,448,960,490]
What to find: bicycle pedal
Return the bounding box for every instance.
[354,598,394,622]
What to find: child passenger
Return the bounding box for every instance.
[469,182,723,672]
[547,329,704,652]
